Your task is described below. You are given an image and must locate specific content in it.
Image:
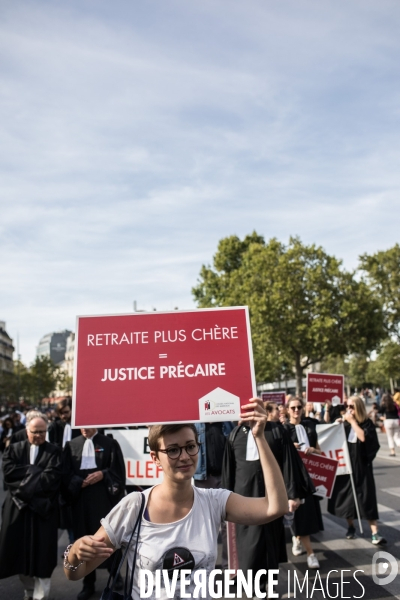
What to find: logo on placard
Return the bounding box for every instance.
[198,388,240,421]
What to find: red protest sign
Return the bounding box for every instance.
[261,392,286,405]
[306,372,344,405]
[299,452,339,498]
[72,307,256,427]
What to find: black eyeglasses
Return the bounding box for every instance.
[158,443,200,460]
[28,429,46,435]
[289,406,303,411]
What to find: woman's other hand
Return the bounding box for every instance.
[240,399,267,438]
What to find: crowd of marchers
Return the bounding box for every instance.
[0,390,399,600]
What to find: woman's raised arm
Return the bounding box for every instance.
[225,399,288,526]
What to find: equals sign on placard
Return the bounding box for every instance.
[159,354,168,359]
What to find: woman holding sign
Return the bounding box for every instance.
[284,397,323,570]
[63,399,288,599]
[328,395,384,545]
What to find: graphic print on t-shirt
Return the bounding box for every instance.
[173,553,185,567]
[163,547,195,578]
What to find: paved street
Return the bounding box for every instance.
[0,428,399,599]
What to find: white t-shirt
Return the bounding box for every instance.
[101,486,231,600]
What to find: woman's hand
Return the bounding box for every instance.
[73,534,114,562]
[343,412,356,425]
[240,399,267,438]
[303,446,317,455]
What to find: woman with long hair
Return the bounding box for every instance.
[63,399,288,599]
[328,395,385,544]
[283,397,322,569]
[379,393,400,456]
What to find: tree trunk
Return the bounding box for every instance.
[295,354,303,398]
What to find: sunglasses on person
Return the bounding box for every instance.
[289,405,303,411]
[158,443,201,460]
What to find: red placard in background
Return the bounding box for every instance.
[72,307,256,427]
[306,372,344,404]
[261,391,286,405]
[299,452,339,499]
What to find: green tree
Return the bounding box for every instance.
[360,244,400,341]
[367,341,400,389]
[29,356,62,403]
[193,234,385,395]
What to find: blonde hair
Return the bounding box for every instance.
[348,395,367,423]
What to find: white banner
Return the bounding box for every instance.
[316,423,352,475]
[105,429,164,486]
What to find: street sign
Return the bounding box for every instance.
[299,451,339,498]
[306,372,344,405]
[261,391,286,405]
[73,307,256,427]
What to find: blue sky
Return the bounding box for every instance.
[1,0,400,364]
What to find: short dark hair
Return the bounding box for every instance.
[148,424,198,453]
[56,398,72,415]
[265,402,278,413]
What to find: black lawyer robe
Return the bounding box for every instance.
[221,422,315,574]
[0,440,63,579]
[62,433,125,541]
[283,421,324,537]
[328,418,380,520]
[48,419,81,448]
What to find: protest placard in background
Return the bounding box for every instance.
[299,452,339,498]
[261,391,286,405]
[73,307,256,427]
[105,429,163,486]
[306,372,344,405]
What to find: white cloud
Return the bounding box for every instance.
[1,0,400,363]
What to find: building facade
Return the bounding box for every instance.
[36,330,72,365]
[0,321,14,373]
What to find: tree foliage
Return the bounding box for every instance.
[193,234,385,394]
[367,341,400,388]
[360,244,400,341]
[0,356,67,404]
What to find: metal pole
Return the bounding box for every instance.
[343,429,364,534]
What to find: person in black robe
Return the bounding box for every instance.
[222,402,315,587]
[0,414,62,600]
[327,395,385,545]
[48,398,81,448]
[283,397,324,570]
[63,428,126,600]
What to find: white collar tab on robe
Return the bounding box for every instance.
[246,428,260,461]
[62,423,72,448]
[30,444,39,465]
[348,427,357,443]
[295,424,310,449]
[80,435,98,470]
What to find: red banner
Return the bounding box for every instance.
[72,307,256,427]
[261,392,286,405]
[299,452,339,498]
[306,372,344,404]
